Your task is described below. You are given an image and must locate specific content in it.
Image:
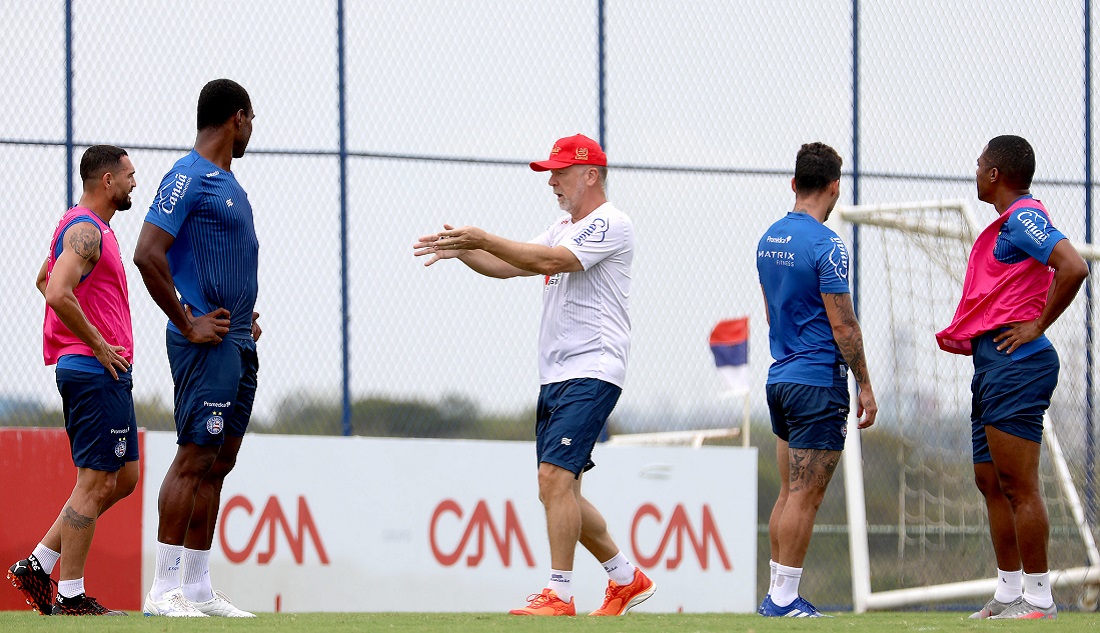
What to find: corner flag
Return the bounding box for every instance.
[709,317,749,396]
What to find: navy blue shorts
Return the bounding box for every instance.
[167,330,259,446]
[971,347,1058,463]
[536,378,622,477]
[766,378,850,451]
[56,368,139,471]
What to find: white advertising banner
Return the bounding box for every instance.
[141,432,757,613]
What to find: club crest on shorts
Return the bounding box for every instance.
[114,438,127,457]
[206,414,225,434]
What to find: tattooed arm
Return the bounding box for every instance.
[822,291,877,428]
[45,221,130,379]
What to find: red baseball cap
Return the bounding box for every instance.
[529,134,607,172]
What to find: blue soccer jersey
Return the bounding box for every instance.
[757,211,851,386]
[993,195,1066,266]
[145,150,259,341]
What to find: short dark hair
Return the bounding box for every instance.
[79,145,128,182]
[197,79,252,131]
[794,142,842,194]
[985,135,1035,189]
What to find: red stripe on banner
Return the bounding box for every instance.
[0,428,143,612]
[709,317,749,346]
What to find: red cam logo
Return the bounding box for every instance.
[631,503,731,570]
[219,495,330,565]
[430,499,535,568]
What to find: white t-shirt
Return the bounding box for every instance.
[530,202,634,387]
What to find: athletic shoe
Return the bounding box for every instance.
[191,590,256,617]
[142,588,208,617]
[589,569,657,616]
[758,594,829,617]
[969,596,1014,619]
[7,556,57,615]
[508,588,576,616]
[989,596,1057,620]
[52,593,126,616]
[757,594,771,615]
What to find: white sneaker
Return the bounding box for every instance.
[191,590,256,617]
[143,588,208,617]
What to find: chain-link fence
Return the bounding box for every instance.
[1,0,1097,610]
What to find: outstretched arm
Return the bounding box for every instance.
[994,239,1089,353]
[822,291,877,428]
[45,222,130,379]
[414,224,577,278]
[133,222,230,344]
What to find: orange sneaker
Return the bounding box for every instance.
[589,569,656,616]
[508,588,576,616]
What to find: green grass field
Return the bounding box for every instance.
[1,611,1098,632]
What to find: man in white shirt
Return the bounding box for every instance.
[414,134,653,617]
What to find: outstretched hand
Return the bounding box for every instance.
[185,305,231,345]
[414,224,464,266]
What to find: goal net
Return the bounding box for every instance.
[835,199,1100,612]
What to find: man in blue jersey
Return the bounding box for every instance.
[133,79,260,618]
[756,142,877,617]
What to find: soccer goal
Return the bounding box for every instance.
[835,199,1100,613]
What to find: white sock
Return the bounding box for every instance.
[769,559,779,595]
[600,551,637,586]
[1023,571,1054,609]
[58,577,85,598]
[181,547,214,603]
[771,563,803,607]
[150,542,183,600]
[548,569,573,602]
[994,568,1022,603]
[31,543,60,575]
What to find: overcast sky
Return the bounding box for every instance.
[1,1,1096,432]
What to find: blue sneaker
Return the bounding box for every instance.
[759,595,828,617]
[756,595,770,615]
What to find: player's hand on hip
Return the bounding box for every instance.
[413,224,463,266]
[184,305,231,345]
[993,320,1042,354]
[856,388,877,429]
[251,311,262,342]
[92,341,130,381]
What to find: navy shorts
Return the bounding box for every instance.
[536,378,622,478]
[766,377,850,451]
[971,347,1058,463]
[167,330,259,446]
[56,368,139,471]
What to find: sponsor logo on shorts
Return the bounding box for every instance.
[110,426,131,434]
[207,415,225,435]
[114,439,127,457]
[204,400,231,408]
[560,437,572,446]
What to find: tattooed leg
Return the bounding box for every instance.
[775,448,841,567]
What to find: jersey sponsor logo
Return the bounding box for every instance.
[828,237,849,281]
[1016,210,1050,246]
[226,199,234,207]
[765,235,792,244]
[429,499,536,568]
[573,217,608,246]
[758,248,795,267]
[220,495,330,565]
[206,170,220,178]
[157,173,192,215]
[630,503,732,571]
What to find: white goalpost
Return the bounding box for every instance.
[835,199,1100,613]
